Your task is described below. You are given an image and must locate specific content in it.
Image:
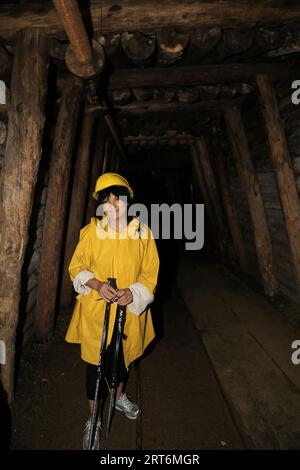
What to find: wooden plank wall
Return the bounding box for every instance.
[226,83,300,302]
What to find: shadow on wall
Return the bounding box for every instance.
[0,375,11,449]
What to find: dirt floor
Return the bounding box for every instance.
[7,272,244,450]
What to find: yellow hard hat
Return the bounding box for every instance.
[92,172,134,200]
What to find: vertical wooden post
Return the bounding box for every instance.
[190,144,220,254]
[84,119,107,225]
[102,137,112,174]
[257,74,300,292]
[225,106,277,297]
[195,136,226,256]
[215,151,248,273]
[60,110,95,309]
[35,79,83,342]
[0,29,49,400]
[110,145,118,172]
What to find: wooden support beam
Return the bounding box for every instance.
[53,1,125,165]
[1,2,300,39]
[53,0,105,79]
[102,112,127,167]
[190,144,220,254]
[91,98,243,116]
[60,110,95,309]
[125,135,193,145]
[195,137,226,257]
[215,149,248,273]
[109,145,118,172]
[102,137,113,174]
[256,74,300,293]
[0,29,49,401]
[109,63,294,89]
[35,79,83,342]
[225,106,277,297]
[84,120,107,225]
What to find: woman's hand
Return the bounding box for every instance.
[116,288,133,306]
[85,278,118,302]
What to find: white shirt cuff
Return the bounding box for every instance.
[128,282,154,316]
[73,270,95,295]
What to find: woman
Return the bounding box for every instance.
[65,172,159,450]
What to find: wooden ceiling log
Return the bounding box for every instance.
[153,88,175,102]
[96,33,121,62]
[177,87,199,104]
[198,84,222,100]
[187,27,222,62]
[111,88,132,105]
[210,29,254,62]
[157,29,190,65]
[256,27,286,51]
[1,1,300,39]
[265,30,300,58]
[120,31,155,66]
[94,97,243,116]
[109,63,295,89]
[132,87,153,101]
[125,135,193,145]
[234,27,287,61]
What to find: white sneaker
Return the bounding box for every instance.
[82,417,101,450]
[115,393,141,420]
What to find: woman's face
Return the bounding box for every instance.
[102,193,128,220]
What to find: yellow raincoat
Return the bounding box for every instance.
[65,216,159,368]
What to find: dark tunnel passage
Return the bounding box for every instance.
[128,145,217,293]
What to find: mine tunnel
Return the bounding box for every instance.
[1,0,300,452]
